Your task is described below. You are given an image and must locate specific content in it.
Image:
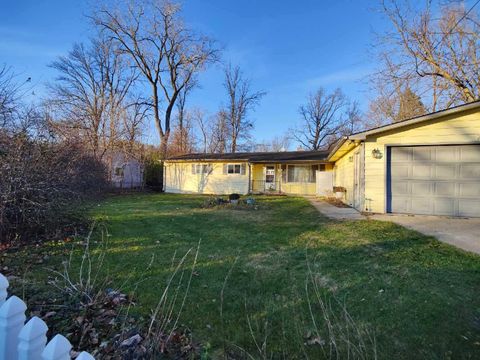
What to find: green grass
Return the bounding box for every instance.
[4,193,480,358]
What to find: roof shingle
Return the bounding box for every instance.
[167,150,330,163]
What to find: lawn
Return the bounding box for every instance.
[3,193,480,359]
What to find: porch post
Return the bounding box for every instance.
[248,162,252,194]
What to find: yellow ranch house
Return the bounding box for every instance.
[165,101,480,217]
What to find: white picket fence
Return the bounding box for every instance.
[0,273,95,360]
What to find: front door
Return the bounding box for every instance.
[265,165,276,191]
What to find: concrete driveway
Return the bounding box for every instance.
[370,214,480,255]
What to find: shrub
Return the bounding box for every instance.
[144,151,163,190]
[0,133,108,245]
[229,193,240,201]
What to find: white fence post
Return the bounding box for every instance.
[41,334,72,360]
[0,295,27,360]
[18,316,48,360]
[0,273,95,359]
[0,274,8,307]
[76,352,95,360]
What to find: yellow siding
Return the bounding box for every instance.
[364,109,480,213]
[164,161,249,195]
[281,182,317,195]
[166,161,335,196]
[333,145,359,205]
[251,163,334,195]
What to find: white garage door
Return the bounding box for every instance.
[387,145,480,217]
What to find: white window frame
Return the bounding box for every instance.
[192,163,212,174]
[227,163,242,174]
[286,164,321,183]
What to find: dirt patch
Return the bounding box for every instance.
[322,197,351,208]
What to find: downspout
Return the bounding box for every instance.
[248,162,252,194]
[163,161,166,192]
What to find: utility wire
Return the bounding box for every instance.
[430,0,480,53]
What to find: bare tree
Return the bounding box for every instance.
[292,88,357,151]
[255,135,291,152]
[120,98,148,155]
[48,38,137,159]
[93,0,218,158]
[168,108,196,156]
[209,110,230,153]
[372,0,480,113]
[173,82,196,155]
[222,64,265,153]
[0,65,32,130]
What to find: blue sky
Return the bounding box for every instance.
[1,0,388,144]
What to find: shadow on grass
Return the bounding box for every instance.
[8,193,480,359]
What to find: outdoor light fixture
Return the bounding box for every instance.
[348,156,354,162]
[372,148,383,159]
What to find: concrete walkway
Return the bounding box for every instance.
[371,214,480,255]
[305,197,480,255]
[305,197,364,220]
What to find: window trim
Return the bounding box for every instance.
[227,163,241,174]
[224,163,246,175]
[192,163,212,175]
[285,164,323,183]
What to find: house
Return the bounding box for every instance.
[164,151,332,196]
[164,101,480,217]
[109,152,144,189]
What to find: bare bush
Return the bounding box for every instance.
[43,224,201,358]
[0,132,108,244]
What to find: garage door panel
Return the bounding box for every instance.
[434,164,456,179]
[459,199,480,217]
[460,145,480,161]
[435,182,456,196]
[413,147,432,161]
[433,198,456,216]
[391,147,411,161]
[392,181,409,195]
[391,197,410,213]
[459,164,480,179]
[435,147,457,162]
[391,164,410,177]
[412,165,432,178]
[411,197,433,214]
[411,182,431,195]
[459,183,480,196]
[388,145,480,217]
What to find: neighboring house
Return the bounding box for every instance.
[110,153,144,189]
[164,151,332,196]
[164,101,480,217]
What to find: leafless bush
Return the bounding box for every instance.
[0,131,108,244]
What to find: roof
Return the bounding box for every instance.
[167,150,330,163]
[349,100,480,140]
[328,100,480,161]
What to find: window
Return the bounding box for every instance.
[228,164,241,174]
[114,167,124,176]
[191,164,212,174]
[287,165,318,183]
[223,163,246,175]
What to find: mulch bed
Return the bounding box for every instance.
[322,197,351,208]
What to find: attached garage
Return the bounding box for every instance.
[387,145,480,217]
[329,100,480,217]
